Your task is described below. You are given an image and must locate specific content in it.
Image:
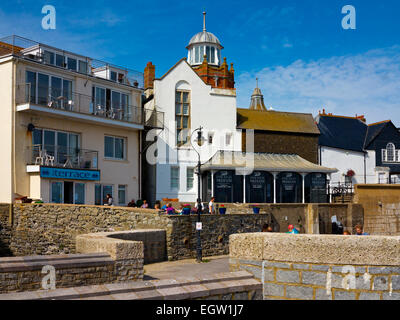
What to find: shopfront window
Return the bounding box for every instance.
[276,172,302,203]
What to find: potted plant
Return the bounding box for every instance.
[219,204,227,215]
[182,204,191,215]
[253,204,260,214]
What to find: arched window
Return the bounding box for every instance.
[387,143,395,162]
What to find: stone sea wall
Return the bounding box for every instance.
[0,203,363,261]
[229,233,400,300]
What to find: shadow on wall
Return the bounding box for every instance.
[0,226,12,257]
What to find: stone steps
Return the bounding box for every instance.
[0,271,262,300]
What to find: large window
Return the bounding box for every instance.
[171,167,180,190]
[382,142,400,163]
[175,90,190,146]
[104,135,126,160]
[33,128,80,166]
[95,184,113,205]
[118,185,126,206]
[26,71,73,109]
[187,168,194,191]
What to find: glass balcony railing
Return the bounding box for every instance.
[17,83,144,125]
[0,35,144,89]
[27,144,99,170]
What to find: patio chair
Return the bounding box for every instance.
[45,153,55,166]
[35,149,45,165]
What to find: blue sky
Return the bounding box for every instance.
[1,0,400,124]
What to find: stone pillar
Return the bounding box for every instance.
[272,172,278,204]
[211,170,215,197]
[301,173,307,204]
[243,175,246,204]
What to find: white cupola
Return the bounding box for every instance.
[186,12,223,67]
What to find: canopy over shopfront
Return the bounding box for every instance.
[201,151,338,204]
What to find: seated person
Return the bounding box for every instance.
[287,224,299,234]
[127,199,136,207]
[141,200,149,208]
[165,203,176,215]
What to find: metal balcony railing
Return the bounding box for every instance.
[27,145,99,170]
[17,84,144,125]
[144,108,165,129]
[0,35,144,89]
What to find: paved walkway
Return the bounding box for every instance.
[143,255,230,280]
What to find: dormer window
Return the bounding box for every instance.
[382,143,399,163]
[111,71,117,81]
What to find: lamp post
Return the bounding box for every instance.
[191,126,204,263]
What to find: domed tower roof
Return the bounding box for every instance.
[186,12,223,50]
[250,78,268,111]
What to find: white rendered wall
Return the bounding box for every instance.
[320,146,377,184]
[145,60,242,202]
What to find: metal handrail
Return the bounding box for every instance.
[28,144,98,169]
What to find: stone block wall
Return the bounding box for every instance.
[230,259,400,300]
[0,203,363,261]
[354,184,400,235]
[0,252,143,294]
[229,233,400,300]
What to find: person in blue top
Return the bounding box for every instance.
[287,225,299,234]
[355,224,369,236]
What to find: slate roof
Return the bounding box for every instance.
[364,121,391,148]
[317,115,368,152]
[237,108,320,135]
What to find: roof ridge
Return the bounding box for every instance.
[237,108,313,116]
[368,120,390,126]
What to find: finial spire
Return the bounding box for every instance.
[203,11,206,31]
[256,77,259,88]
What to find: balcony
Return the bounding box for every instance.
[27,145,98,170]
[17,84,146,130]
[0,35,144,89]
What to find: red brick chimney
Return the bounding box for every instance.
[144,62,155,90]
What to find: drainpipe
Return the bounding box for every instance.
[364,152,367,184]
[11,57,17,203]
[138,129,142,200]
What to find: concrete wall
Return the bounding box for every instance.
[229,233,400,300]
[354,184,400,235]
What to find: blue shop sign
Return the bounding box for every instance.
[40,167,101,181]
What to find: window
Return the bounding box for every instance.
[118,185,126,205]
[195,46,200,64]
[95,184,114,205]
[382,143,399,163]
[74,183,85,204]
[208,132,214,144]
[187,168,194,191]
[32,128,81,166]
[175,90,190,146]
[210,47,215,64]
[78,60,88,74]
[110,71,117,81]
[104,135,126,160]
[171,167,180,190]
[51,182,63,203]
[43,50,55,65]
[26,71,73,108]
[56,54,64,67]
[67,57,77,71]
[225,133,232,146]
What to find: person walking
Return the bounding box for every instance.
[208,197,216,215]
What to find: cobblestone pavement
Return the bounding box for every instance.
[143,255,230,280]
